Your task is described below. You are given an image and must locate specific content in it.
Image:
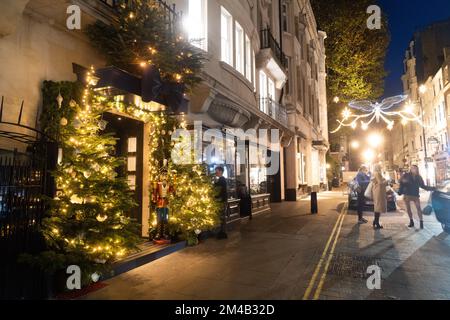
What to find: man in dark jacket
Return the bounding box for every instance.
[355,166,370,224]
[214,166,228,239]
[398,165,435,229]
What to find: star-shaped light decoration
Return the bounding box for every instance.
[331,95,427,133]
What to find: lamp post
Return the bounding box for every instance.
[419,84,430,185]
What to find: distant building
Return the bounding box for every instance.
[392,19,450,183]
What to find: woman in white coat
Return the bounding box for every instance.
[370,165,388,229]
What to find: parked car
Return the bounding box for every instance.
[348,179,397,212]
[431,180,450,233]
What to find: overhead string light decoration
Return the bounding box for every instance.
[331,95,428,133]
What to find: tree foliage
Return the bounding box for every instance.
[310,0,390,137]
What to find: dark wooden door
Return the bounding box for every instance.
[103,113,144,225]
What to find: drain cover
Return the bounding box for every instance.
[327,253,380,278]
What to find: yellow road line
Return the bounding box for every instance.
[302,204,347,300]
[312,203,347,300]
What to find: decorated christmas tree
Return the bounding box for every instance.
[87,0,219,245]
[145,112,220,246]
[37,71,140,279]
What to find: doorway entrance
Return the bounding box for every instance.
[103,112,144,225]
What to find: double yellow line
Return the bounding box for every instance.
[302,203,348,300]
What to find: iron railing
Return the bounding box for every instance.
[259,98,288,127]
[0,146,57,299]
[260,29,288,69]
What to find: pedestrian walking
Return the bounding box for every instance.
[355,165,371,224]
[369,165,388,229]
[398,165,435,229]
[214,166,228,239]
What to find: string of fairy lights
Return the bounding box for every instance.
[50,65,218,260]
[331,95,427,133]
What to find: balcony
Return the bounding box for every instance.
[256,29,288,87]
[260,29,288,68]
[259,98,288,127]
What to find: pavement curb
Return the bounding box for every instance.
[108,241,187,279]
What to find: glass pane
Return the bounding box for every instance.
[245,35,252,82]
[128,156,136,172]
[128,137,137,153]
[187,0,207,51]
[127,175,136,191]
[221,8,232,65]
[235,22,244,74]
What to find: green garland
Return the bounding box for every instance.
[40,81,83,140]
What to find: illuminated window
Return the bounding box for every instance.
[235,22,245,74]
[252,50,256,90]
[221,7,233,65]
[245,35,252,82]
[259,71,267,112]
[186,0,208,51]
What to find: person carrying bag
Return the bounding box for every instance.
[365,180,374,200]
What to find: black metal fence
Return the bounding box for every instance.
[0,94,58,298]
[0,144,57,299]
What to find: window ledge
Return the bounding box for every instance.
[219,61,254,92]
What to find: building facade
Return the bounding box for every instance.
[0,0,328,237]
[392,20,450,185]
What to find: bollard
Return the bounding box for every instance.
[311,191,318,214]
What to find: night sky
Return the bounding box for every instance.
[378,0,450,98]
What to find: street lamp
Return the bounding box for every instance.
[419,84,427,95]
[350,140,360,149]
[333,96,340,104]
[367,133,383,148]
[363,149,375,164]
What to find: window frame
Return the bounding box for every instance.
[235,21,245,75]
[221,7,234,66]
[187,0,208,51]
[245,34,252,82]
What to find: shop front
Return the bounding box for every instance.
[434,152,450,185]
[204,131,274,219]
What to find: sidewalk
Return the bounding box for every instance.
[80,190,450,300]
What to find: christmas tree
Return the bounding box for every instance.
[87,0,219,245]
[39,71,140,279]
[144,112,220,246]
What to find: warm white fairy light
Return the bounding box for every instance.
[331,95,427,133]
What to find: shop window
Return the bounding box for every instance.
[249,143,268,195]
[221,7,233,66]
[186,0,208,51]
